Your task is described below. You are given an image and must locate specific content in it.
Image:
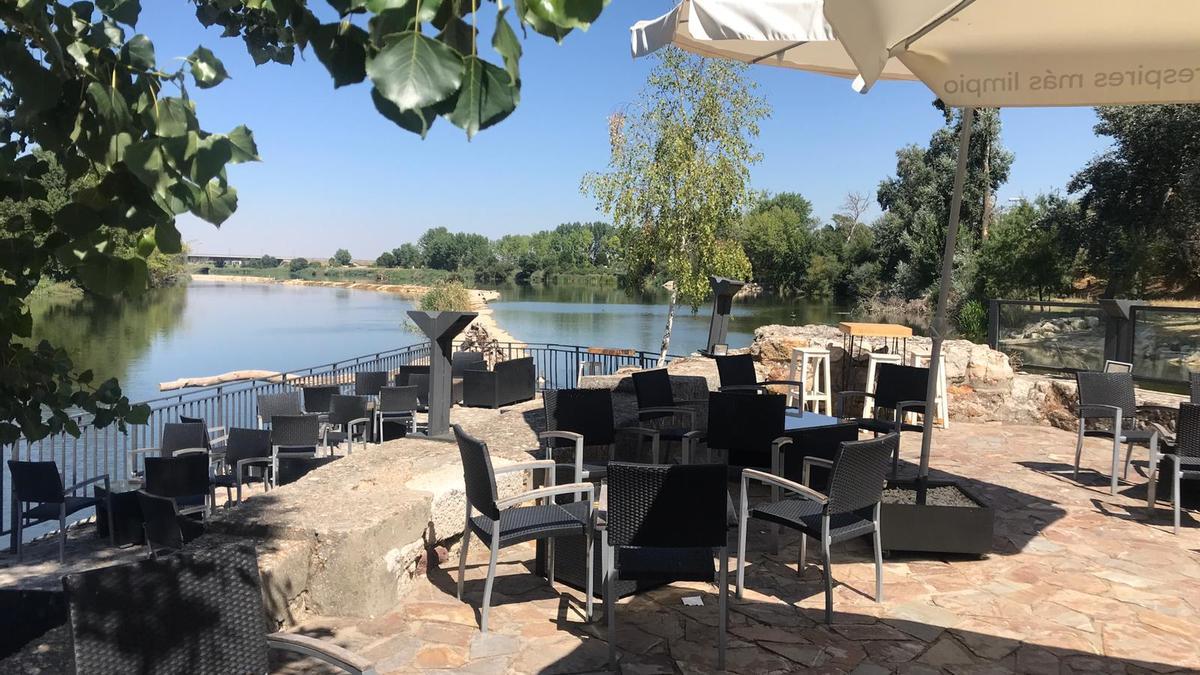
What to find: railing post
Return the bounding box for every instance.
[987,299,1000,350]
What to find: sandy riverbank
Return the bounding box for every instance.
[191,274,519,344]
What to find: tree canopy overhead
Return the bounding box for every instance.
[0,0,608,443]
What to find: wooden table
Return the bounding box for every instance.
[838,322,914,388]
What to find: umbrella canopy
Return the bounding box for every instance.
[631,0,1200,483]
[632,0,1200,107]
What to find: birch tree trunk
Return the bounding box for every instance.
[658,283,678,367]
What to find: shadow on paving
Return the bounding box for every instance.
[1019,459,1200,529]
[414,527,1195,675]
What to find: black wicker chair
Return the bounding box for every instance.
[409,373,431,413]
[1191,373,1199,404]
[376,386,418,439]
[683,391,787,468]
[737,433,897,624]
[631,368,704,461]
[62,545,376,674]
[713,353,803,398]
[541,389,659,485]
[324,394,372,452]
[302,385,340,418]
[1149,402,1200,534]
[144,454,211,517]
[136,490,206,559]
[452,425,593,633]
[1073,371,1167,495]
[128,422,209,477]
[837,363,929,478]
[210,427,272,505]
[605,462,729,670]
[394,364,430,388]
[256,391,304,428]
[7,460,111,562]
[269,414,322,487]
[354,371,389,398]
[178,415,227,453]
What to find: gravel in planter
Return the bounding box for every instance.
[882,485,980,507]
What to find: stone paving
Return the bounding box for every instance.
[274,422,1200,674]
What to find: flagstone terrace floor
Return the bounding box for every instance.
[271,421,1200,675]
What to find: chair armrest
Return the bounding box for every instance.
[236,457,273,484]
[638,406,696,423]
[266,632,377,675]
[497,483,595,509]
[742,468,828,504]
[674,398,708,406]
[539,431,584,443]
[1078,404,1121,419]
[802,456,833,488]
[172,448,208,457]
[770,435,794,476]
[494,459,558,481]
[64,474,110,494]
[349,417,371,427]
[760,379,804,388]
[719,384,768,393]
[129,446,162,457]
[616,426,660,441]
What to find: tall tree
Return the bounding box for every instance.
[875,105,1013,299]
[1068,105,1200,296]
[582,47,765,363]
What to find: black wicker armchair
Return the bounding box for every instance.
[354,371,389,398]
[178,415,227,453]
[631,368,704,461]
[62,546,376,674]
[837,363,929,478]
[605,462,729,670]
[128,422,209,477]
[301,385,341,428]
[209,427,272,505]
[1191,373,1199,404]
[540,389,660,485]
[683,391,787,467]
[136,490,206,559]
[1073,371,1165,495]
[713,353,803,398]
[256,391,303,428]
[1149,402,1200,534]
[269,414,322,487]
[737,433,897,624]
[452,425,593,633]
[7,460,111,562]
[144,454,211,517]
[325,394,372,452]
[376,386,418,439]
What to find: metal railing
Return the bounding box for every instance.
[3,340,679,543]
[988,299,1199,387]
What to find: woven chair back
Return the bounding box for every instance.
[605,462,727,548]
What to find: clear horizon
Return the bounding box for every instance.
[138,2,1112,260]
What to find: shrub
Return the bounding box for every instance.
[955,298,988,342]
[419,281,473,312]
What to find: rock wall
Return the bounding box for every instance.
[641,324,1185,431]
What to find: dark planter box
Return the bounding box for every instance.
[879,480,993,556]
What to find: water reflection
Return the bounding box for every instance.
[29,282,418,403]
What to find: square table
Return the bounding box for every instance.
[94,478,145,547]
[780,411,860,490]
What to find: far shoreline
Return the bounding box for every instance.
[190,273,521,345]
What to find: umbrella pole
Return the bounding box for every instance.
[917,106,975,500]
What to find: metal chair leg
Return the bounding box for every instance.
[480,537,500,632]
[735,486,748,598]
[1147,435,1159,507]
[822,541,833,624]
[1123,442,1134,478]
[606,556,617,670]
[1110,435,1122,495]
[457,512,471,601]
[584,526,594,623]
[873,506,883,602]
[1173,457,1182,535]
[799,533,807,573]
[14,511,22,562]
[718,546,728,672]
[1073,420,1085,480]
[59,504,67,564]
[547,537,555,588]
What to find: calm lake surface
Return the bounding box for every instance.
[30,281,419,404]
[29,279,905,405]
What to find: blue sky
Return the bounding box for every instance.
[138,2,1112,260]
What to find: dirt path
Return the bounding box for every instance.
[191,274,520,344]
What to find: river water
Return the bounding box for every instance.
[29,280,878,405]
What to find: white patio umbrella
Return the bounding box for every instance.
[631,0,1200,483]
